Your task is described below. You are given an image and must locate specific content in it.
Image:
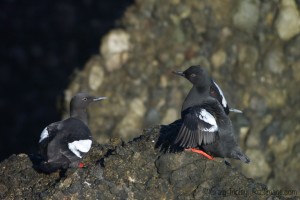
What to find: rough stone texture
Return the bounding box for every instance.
[62,0,300,191]
[0,127,298,199]
[100,29,131,71]
[233,0,260,34]
[275,0,300,41]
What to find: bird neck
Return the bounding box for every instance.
[70,108,88,126]
[182,86,210,111]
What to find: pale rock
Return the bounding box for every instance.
[264,48,285,74]
[211,49,227,68]
[159,75,168,88]
[161,108,178,125]
[266,89,287,108]
[275,0,300,41]
[238,45,258,69]
[100,29,131,71]
[233,0,260,33]
[89,65,104,91]
[116,98,146,141]
[221,27,232,39]
[130,98,146,117]
[242,149,272,181]
[239,126,250,144]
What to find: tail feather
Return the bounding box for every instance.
[38,162,63,173]
[232,149,250,163]
[38,157,71,173]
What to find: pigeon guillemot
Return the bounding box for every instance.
[172,66,250,163]
[38,92,106,173]
[173,65,242,114]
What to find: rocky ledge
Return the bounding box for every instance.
[0,126,298,200]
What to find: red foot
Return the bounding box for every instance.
[185,148,214,160]
[78,162,85,168]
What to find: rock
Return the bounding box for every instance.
[100,29,131,71]
[285,34,300,60]
[5,0,300,195]
[242,149,272,182]
[211,49,227,69]
[115,98,146,141]
[63,0,300,191]
[0,183,8,198]
[144,108,161,127]
[161,108,178,125]
[275,0,300,41]
[249,95,267,116]
[266,130,300,190]
[237,44,259,71]
[1,126,298,199]
[88,63,104,91]
[233,0,260,33]
[292,60,300,81]
[264,47,286,74]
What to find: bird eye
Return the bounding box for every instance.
[190,74,196,78]
[82,97,87,101]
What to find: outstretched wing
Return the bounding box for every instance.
[174,107,218,148]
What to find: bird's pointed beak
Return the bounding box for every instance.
[172,71,185,77]
[93,97,107,102]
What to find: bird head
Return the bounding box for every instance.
[70,92,107,110]
[173,65,211,88]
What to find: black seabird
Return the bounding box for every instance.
[173,65,242,115]
[38,92,106,173]
[172,66,250,163]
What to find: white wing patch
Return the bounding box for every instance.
[198,109,218,132]
[213,81,227,108]
[39,127,49,143]
[68,139,92,158]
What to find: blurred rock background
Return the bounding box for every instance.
[1,0,300,192]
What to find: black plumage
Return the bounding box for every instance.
[38,92,106,173]
[174,104,219,148]
[171,65,249,163]
[173,65,242,114]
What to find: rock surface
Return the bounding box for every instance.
[62,0,300,190]
[0,126,298,199]
[275,0,300,40]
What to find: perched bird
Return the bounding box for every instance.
[172,66,249,163]
[38,92,106,173]
[173,65,242,115]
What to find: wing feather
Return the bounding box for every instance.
[174,107,219,148]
